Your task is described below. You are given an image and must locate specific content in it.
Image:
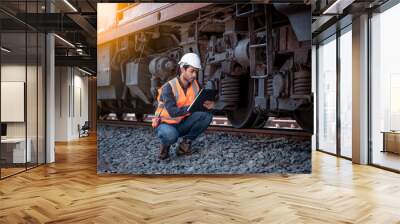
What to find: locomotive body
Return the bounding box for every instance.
[97,3,313,132]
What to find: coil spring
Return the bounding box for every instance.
[220,76,241,103]
[266,76,274,96]
[293,71,311,95]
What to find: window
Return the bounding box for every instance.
[370,3,400,171]
[339,27,352,158]
[317,36,337,154]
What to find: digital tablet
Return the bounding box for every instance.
[187,89,218,113]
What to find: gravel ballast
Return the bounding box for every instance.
[97,124,311,174]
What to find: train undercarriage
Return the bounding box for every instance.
[97,3,313,132]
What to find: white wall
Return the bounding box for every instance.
[1,65,37,138]
[1,65,26,134]
[55,67,69,141]
[1,63,46,164]
[55,67,89,141]
[71,73,89,138]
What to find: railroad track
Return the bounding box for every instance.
[97,120,312,140]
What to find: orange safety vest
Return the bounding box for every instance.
[155,77,200,124]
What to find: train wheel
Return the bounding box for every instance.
[97,103,109,120]
[226,75,257,128]
[116,113,124,121]
[293,104,313,133]
[252,113,267,129]
[135,113,144,122]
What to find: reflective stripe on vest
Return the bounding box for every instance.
[154,77,200,124]
[169,78,180,102]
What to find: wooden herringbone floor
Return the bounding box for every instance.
[1,135,400,224]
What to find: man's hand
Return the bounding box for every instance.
[203,101,215,110]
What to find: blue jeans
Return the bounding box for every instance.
[155,112,213,146]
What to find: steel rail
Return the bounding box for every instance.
[97,120,311,140]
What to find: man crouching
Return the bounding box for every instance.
[153,53,214,160]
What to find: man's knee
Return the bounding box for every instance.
[204,112,213,124]
[192,111,213,122]
[156,125,178,145]
[191,112,213,127]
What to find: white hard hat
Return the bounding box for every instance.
[178,53,202,69]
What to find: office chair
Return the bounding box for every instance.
[78,121,90,138]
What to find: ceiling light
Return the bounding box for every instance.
[63,0,78,12]
[1,47,11,53]
[54,34,75,48]
[78,67,93,76]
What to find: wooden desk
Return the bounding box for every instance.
[382,131,400,154]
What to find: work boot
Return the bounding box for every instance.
[159,144,170,160]
[177,138,192,156]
